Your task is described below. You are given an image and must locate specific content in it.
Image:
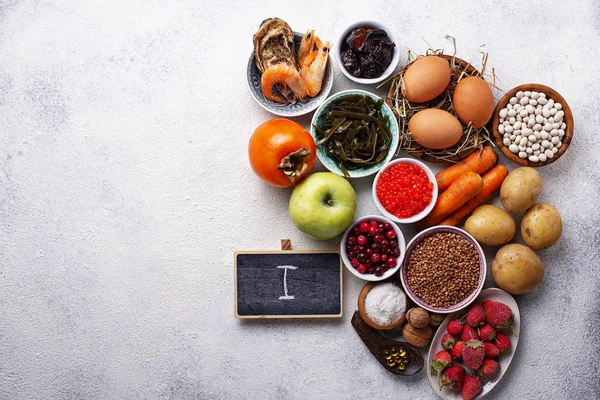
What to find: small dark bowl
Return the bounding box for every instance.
[399,226,486,314]
[247,32,333,117]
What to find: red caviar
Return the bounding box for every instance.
[376,163,434,219]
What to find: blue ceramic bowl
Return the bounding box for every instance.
[247,32,334,117]
[310,89,399,178]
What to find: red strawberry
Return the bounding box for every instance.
[495,332,512,353]
[441,333,456,350]
[466,302,486,327]
[461,324,478,341]
[451,341,464,360]
[483,300,516,334]
[462,339,485,369]
[478,324,496,341]
[461,375,482,400]
[441,365,466,390]
[431,350,453,389]
[479,359,500,379]
[448,319,463,335]
[483,341,500,358]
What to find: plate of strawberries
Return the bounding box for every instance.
[426,288,520,400]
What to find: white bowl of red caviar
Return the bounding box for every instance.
[372,158,438,224]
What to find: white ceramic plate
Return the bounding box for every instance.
[426,288,521,400]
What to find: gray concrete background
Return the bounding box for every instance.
[1,0,599,399]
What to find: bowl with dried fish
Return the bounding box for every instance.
[248,18,334,117]
[310,89,399,178]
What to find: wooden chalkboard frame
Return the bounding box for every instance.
[234,250,343,319]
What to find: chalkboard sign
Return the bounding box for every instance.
[234,251,342,319]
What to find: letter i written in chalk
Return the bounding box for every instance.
[277,265,297,300]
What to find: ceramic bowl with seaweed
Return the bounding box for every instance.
[310,89,399,178]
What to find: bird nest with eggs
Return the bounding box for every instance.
[385,36,496,163]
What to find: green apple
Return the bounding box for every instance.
[289,172,357,240]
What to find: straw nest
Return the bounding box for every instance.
[385,36,496,163]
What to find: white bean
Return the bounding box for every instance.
[555,110,564,121]
[529,155,539,162]
[526,147,533,154]
[509,117,516,125]
[552,123,560,129]
[503,121,510,126]
[533,124,542,131]
[550,129,559,137]
[513,121,522,130]
[527,134,536,142]
[499,109,508,119]
[534,131,541,140]
[547,99,555,108]
[538,153,547,162]
[548,117,555,124]
[518,144,526,152]
[505,125,514,133]
[516,115,522,122]
[509,144,519,153]
[498,124,505,134]
[510,97,518,105]
[525,105,535,114]
[517,106,525,113]
[551,136,560,145]
[537,97,548,105]
[524,91,531,97]
[536,115,545,124]
[531,92,539,99]
[532,143,540,150]
[527,140,534,146]
[528,119,535,127]
[539,92,546,98]
[519,151,528,159]
[516,91,524,99]
[544,123,553,132]
[561,122,566,130]
[520,96,530,105]
[550,108,557,116]
[552,147,559,154]
[542,108,551,118]
[503,138,511,146]
[529,99,538,106]
[514,130,521,136]
[520,137,528,146]
[534,108,542,116]
[508,109,516,117]
[555,102,562,110]
[542,140,551,148]
[514,134,522,142]
[558,129,565,138]
[506,103,513,110]
[504,132,511,138]
[556,142,562,148]
[545,149,554,159]
[519,110,528,118]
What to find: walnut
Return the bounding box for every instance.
[402,323,433,348]
[406,307,430,328]
[429,313,444,327]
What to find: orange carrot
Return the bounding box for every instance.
[418,171,484,229]
[438,164,509,226]
[435,146,498,191]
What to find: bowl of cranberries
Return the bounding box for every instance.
[341,215,406,281]
[372,158,438,224]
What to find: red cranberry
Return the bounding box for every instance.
[386,257,397,268]
[357,235,367,245]
[368,226,377,236]
[357,264,367,274]
[390,240,398,248]
[374,267,383,276]
[359,222,370,232]
[350,258,359,268]
[381,254,388,262]
[392,248,401,257]
[351,228,360,236]
[385,230,396,239]
[376,228,383,234]
[352,245,360,254]
[347,236,356,245]
[365,260,373,268]
[369,220,378,228]
[373,234,383,243]
[382,223,392,231]
[365,248,373,257]
[371,253,381,263]
[380,239,389,248]
[382,265,390,272]
[358,245,365,252]
[357,253,366,262]
[366,266,374,274]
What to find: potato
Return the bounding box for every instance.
[465,205,516,246]
[500,167,543,212]
[521,203,563,250]
[492,244,544,294]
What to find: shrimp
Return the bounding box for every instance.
[260,63,309,104]
[298,30,316,67]
[301,41,330,97]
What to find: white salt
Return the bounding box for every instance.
[364,283,406,326]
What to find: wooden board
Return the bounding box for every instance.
[234,250,342,319]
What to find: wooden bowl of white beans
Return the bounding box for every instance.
[491,83,573,167]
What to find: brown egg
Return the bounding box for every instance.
[401,56,451,103]
[453,77,495,128]
[408,109,463,149]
